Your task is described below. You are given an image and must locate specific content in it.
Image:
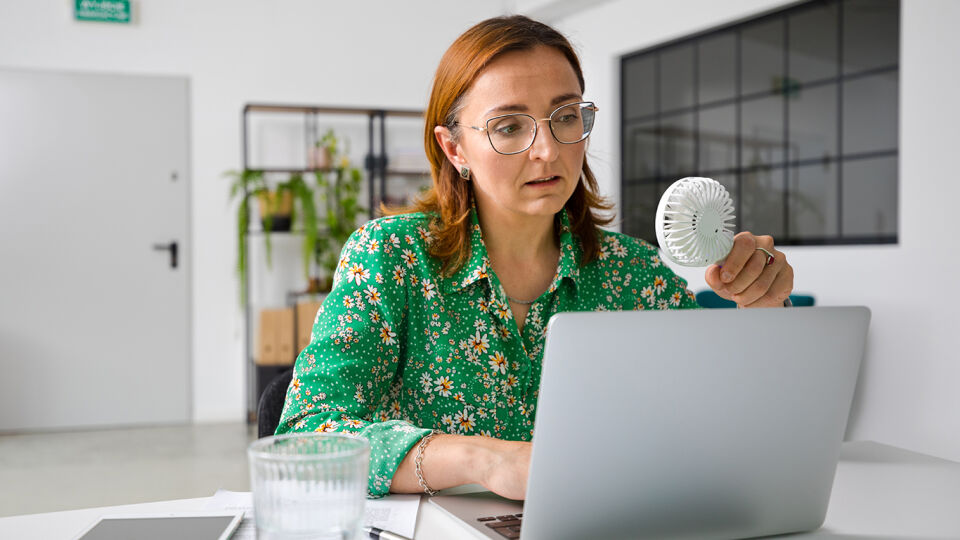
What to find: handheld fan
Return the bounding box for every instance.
[654,176,736,267]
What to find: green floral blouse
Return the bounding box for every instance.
[276,208,698,496]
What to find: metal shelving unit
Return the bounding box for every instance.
[240,103,430,422]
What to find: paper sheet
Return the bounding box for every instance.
[203,489,421,539]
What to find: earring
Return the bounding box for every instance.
[459,166,471,180]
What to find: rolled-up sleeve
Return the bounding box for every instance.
[275,221,431,497]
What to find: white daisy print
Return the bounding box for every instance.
[314,420,339,433]
[433,376,453,397]
[454,409,475,433]
[467,331,490,355]
[422,278,437,300]
[401,249,418,268]
[488,351,507,374]
[379,322,397,345]
[392,265,406,286]
[365,285,381,305]
[654,275,666,294]
[346,263,370,285]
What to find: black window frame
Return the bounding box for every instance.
[619,0,900,246]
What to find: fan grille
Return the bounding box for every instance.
[655,177,736,267]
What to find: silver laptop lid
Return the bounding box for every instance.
[522,306,870,540]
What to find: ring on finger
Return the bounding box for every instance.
[756,247,775,266]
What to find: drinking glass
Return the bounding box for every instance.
[248,433,370,540]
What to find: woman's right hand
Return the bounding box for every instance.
[477,438,532,500]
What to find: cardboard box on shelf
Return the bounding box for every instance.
[295,300,324,352]
[256,309,276,366]
[276,307,295,365]
[257,307,295,366]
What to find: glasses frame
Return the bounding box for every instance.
[454,101,598,156]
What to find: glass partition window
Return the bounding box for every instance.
[620,0,899,245]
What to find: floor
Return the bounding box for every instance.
[0,422,256,517]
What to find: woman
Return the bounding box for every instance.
[276,15,794,500]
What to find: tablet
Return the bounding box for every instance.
[73,512,244,540]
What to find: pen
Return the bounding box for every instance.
[363,525,413,540]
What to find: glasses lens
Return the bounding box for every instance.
[551,102,595,144]
[487,114,536,154]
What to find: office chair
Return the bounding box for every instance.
[788,294,815,306]
[696,290,738,308]
[696,289,816,308]
[257,367,293,438]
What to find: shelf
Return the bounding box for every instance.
[248,167,337,174]
[244,103,423,118]
[287,290,329,297]
[285,290,330,305]
[247,229,308,236]
[246,167,430,177]
[386,170,431,177]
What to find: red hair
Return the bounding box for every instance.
[385,15,613,275]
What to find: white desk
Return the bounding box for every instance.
[3,441,959,539]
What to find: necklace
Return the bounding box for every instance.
[506,294,538,305]
[493,248,558,306]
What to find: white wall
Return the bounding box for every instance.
[0,0,504,422]
[550,0,960,461]
[4,0,958,462]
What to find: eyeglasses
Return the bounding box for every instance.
[453,101,598,155]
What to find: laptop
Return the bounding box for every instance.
[430,306,870,540]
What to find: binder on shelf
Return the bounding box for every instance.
[257,308,295,366]
[276,308,295,365]
[295,300,324,353]
[256,309,277,366]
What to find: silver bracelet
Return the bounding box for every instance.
[415,430,441,496]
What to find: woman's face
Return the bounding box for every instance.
[438,45,587,221]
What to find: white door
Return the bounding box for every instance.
[0,68,191,430]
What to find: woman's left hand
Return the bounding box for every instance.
[704,232,794,308]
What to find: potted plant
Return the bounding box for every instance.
[256,183,294,232]
[309,128,338,170]
[226,170,320,305]
[224,168,266,306]
[284,172,319,283]
[226,132,364,303]
[310,149,366,293]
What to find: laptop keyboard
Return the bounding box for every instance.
[477,513,523,539]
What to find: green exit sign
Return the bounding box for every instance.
[75,0,131,24]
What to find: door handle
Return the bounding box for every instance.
[152,241,178,269]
